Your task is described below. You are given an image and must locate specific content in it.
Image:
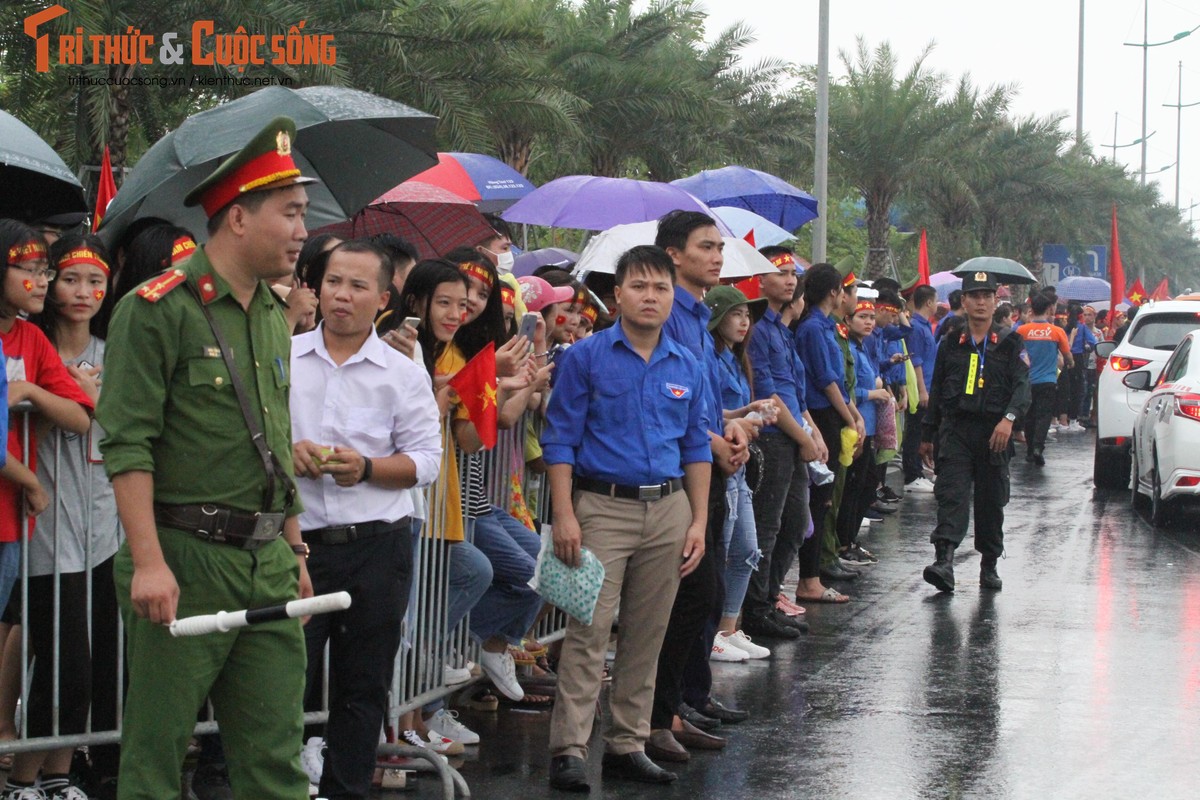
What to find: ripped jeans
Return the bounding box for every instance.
[722,466,761,617]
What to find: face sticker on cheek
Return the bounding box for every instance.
[23,280,33,292]
[94,289,105,301]
[555,314,567,327]
[460,311,468,323]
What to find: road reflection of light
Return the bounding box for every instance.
[1090,518,1115,726]
[1181,578,1200,717]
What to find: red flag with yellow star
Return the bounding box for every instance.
[1127,278,1147,306]
[92,146,117,232]
[448,341,498,449]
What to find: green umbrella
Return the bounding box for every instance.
[952,256,1037,285]
[0,109,86,222]
[98,85,438,247]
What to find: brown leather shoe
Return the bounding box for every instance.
[672,718,726,750]
[645,729,690,763]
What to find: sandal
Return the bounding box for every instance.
[507,644,536,666]
[796,587,850,604]
[505,692,554,710]
[522,638,548,658]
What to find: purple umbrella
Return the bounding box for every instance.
[671,165,819,231]
[930,270,962,302]
[501,175,731,233]
[1056,276,1111,303]
[513,247,580,277]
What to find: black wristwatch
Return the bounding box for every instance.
[358,457,373,484]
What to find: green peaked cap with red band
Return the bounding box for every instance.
[184,116,317,218]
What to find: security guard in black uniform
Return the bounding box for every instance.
[919,271,1030,592]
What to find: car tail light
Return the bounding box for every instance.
[1177,476,1200,487]
[1109,356,1151,372]
[1174,393,1200,421]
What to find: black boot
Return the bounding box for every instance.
[980,556,1003,590]
[923,540,956,592]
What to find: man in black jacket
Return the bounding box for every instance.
[919,271,1031,592]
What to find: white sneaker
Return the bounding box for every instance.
[399,729,452,760]
[724,629,771,659]
[1066,421,1085,433]
[422,731,465,756]
[46,789,86,800]
[905,477,936,493]
[443,664,472,685]
[301,736,325,786]
[2,789,47,800]
[709,636,749,662]
[427,708,480,745]
[479,649,524,700]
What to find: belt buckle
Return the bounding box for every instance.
[251,512,284,543]
[198,504,223,542]
[638,483,663,501]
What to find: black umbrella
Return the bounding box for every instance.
[952,256,1038,285]
[0,109,86,222]
[98,85,438,246]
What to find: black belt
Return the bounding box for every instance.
[302,518,409,545]
[154,504,285,551]
[575,477,683,502]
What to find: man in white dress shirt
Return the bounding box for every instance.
[290,239,442,800]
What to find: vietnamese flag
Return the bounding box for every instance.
[1127,278,1147,306]
[92,146,117,232]
[1149,277,1170,301]
[1109,204,1125,316]
[448,341,498,449]
[917,229,931,286]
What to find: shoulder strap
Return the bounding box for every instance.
[185,282,295,513]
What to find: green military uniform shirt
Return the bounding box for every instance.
[97,247,301,515]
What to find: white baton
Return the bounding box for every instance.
[168,591,352,637]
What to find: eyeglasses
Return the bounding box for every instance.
[11,264,56,281]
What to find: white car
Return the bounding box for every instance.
[1128,329,1200,525]
[1094,300,1200,489]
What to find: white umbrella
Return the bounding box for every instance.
[572,221,777,279]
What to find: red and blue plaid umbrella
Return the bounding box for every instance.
[313,182,496,260]
[409,152,535,212]
[672,166,818,232]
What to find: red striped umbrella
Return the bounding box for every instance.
[312,181,496,259]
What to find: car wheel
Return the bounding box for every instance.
[1094,439,1131,490]
[1131,440,1148,510]
[1150,449,1170,527]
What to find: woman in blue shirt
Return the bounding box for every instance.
[704,286,775,661]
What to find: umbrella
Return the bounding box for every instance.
[408,152,535,213]
[0,109,87,222]
[312,182,495,260]
[513,247,579,277]
[98,85,438,246]
[501,175,732,233]
[671,165,819,231]
[1087,300,1131,313]
[952,256,1037,285]
[1055,275,1111,303]
[929,271,962,302]
[710,206,795,248]
[572,221,773,279]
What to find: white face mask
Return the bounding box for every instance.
[484,246,514,274]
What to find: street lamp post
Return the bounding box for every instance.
[813,0,830,265]
[1103,115,1155,163]
[1123,2,1199,185]
[1077,0,1085,146]
[1162,61,1200,209]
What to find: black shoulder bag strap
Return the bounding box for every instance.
[186,283,296,513]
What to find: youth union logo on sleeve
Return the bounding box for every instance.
[666,383,689,399]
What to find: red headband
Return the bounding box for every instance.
[7,239,47,265]
[769,253,797,271]
[500,285,515,308]
[581,305,598,323]
[170,236,197,265]
[877,303,900,314]
[458,261,494,292]
[854,301,875,314]
[56,246,110,277]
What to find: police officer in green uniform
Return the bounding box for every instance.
[918,271,1030,593]
[98,117,316,800]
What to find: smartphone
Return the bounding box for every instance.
[78,360,95,371]
[517,312,539,343]
[402,316,421,330]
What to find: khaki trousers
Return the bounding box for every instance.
[549,489,689,759]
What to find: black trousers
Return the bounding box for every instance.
[651,474,726,729]
[1024,383,1057,454]
[838,437,876,549]
[26,557,121,777]
[902,405,928,483]
[931,418,1011,559]
[744,432,798,623]
[1068,360,1087,420]
[806,406,844,574]
[304,526,414,800]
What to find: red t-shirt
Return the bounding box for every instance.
[2,320,95,542]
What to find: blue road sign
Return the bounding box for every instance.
[1042,244,1108,283]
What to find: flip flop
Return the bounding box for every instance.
[796,587,850,604]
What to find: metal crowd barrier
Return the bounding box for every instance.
[2,403,567,796]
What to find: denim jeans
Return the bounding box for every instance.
[0,541,19,614]
[467,507,543,645]
[722,468,760,617]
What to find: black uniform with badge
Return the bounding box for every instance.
[921,271,1030,591]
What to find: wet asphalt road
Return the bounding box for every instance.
[431,431,1200,799]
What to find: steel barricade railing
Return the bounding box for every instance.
[2,402,569,781]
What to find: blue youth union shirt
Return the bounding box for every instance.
[542,323,713,486]
[795,310,848,410]
[662,286,720,433]
[747,307,803,433]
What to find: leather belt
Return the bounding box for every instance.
[575,477,683,502]
[302,518,409,546]
[154,503,284,550]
